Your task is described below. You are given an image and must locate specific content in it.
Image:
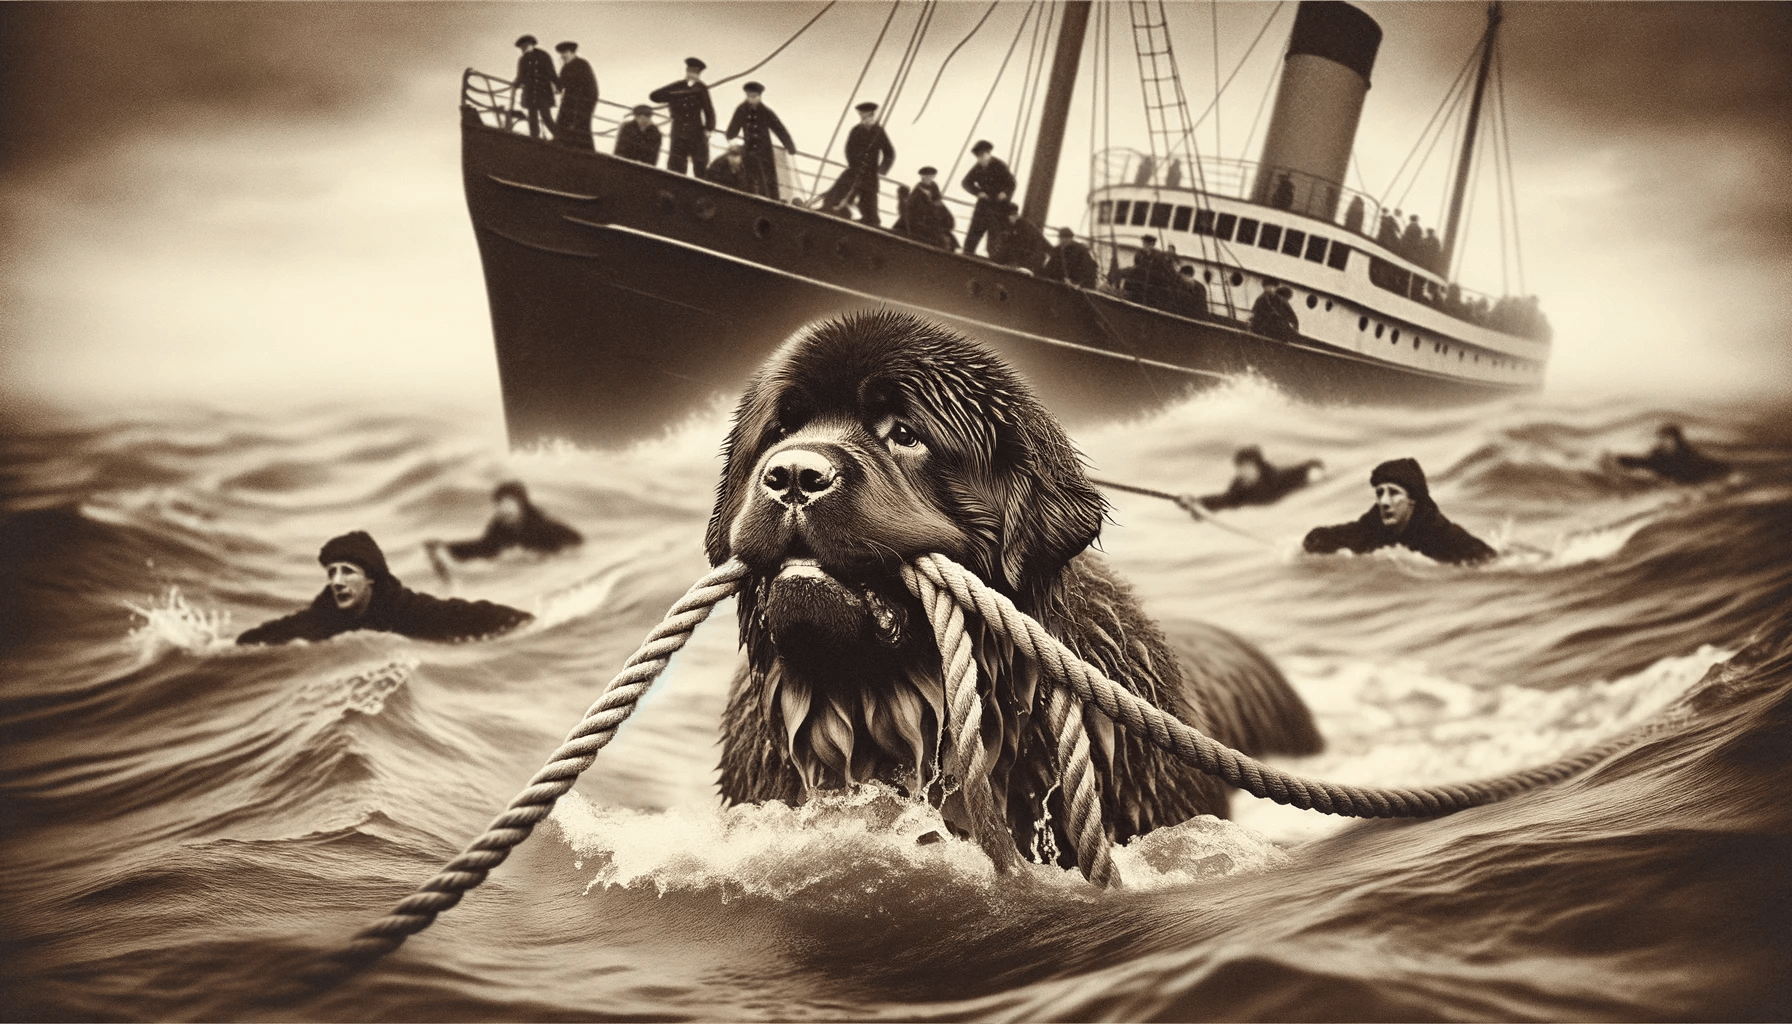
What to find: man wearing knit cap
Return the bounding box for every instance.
[819,101,895,226]
[552,41,599,151]
[513,35,559,140]
[236,531,532,645]
[614,104,662,165]
[1302,458,1495,565]
[649,57,716,176]
[725,82,796,200]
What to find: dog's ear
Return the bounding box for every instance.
[993,409,1105,602]
[706,374,783,566]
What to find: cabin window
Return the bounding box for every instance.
[1368,256,1412,296]
[1111,200,1130,224]
[1236,218,1259,246]
[1375,323,1385,338]
[1281,228,1306,257]
[1327,243,1351,271]
[1305,235,1329,263]
[1149,203,1172,228]
[1214,213,1237,241]
[1229,271,1244,286]
[1131,203,1152,226]
[1173,206,1194,232]
[1097,200,1114,224]
[1392,329,1401,343]
[1306,294,1318,309]
[1192,209,1216,235]
[1258,224,1282,250]
[1358,316,1368,331]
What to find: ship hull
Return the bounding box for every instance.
[462,120,1528,448]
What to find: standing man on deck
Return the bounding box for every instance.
[552,41,599,151]
[726,82,797,200]
[614,104,663,165]
[820,102,895,226]
[649,57,716,176]
[513,35,559,140]
[961,140,1015,257]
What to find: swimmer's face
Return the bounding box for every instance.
[1374,483,1414,533]
[326,562,375,614]
[494,495,525,524]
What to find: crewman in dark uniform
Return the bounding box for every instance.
[430,481,583,562]
[649,57,715,176]
[1249,279,1300,341]
[1303,458,1496,566]
[896,167,955,249]
[725,82,796,200]
[1043,227,1098,287]
[1186,446,1324,512]
[614,104,663,165]
[821,101,895,226]
[552,41,599,151]
[705,138,751,190]
[989,202,1051,273]
[961,140,1016,257]
[237,531,532,645]
[514,35,559,140]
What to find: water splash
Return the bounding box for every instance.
[124,587,236,657]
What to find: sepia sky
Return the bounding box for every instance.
[0,1,1787,417]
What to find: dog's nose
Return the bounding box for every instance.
[761,447,839,505]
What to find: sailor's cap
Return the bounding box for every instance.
[631,104,654,115]
[555,40,578,53]
[1058,227,1076,239]
[855,101,879,113]
[685,57,707,71]
[971,139,994,154]
[743,81,765,93]
[918,166,938,176]
[515,34,538,47]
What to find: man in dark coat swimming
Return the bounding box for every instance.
[432,481,582,562]
[237,531,532,645]
[1616,423,1730,484]
[1303,458,1496,565]
[1191,446,1323,512]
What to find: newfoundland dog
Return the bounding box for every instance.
[708,311,1321,869]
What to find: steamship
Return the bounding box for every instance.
[462,1,1548,448]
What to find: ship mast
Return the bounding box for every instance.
[1440,1,1502,280]
[1020,0,1093,227]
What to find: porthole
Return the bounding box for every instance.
[1413,336,1420,349]
[1306,294,1318,309]
[657,191,677,215]
[753,217,773,239]
[1375,324,1384,338]
[1391,328,1401,343]
[968,279,984,297]
[1229,271,1244,287]
[1204,269,1214,283]
[692,197,718,221]
[1358,316,1369,331]
[1325,299,1334,311]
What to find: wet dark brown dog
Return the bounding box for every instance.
[709,311,1320,869]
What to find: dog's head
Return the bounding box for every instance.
[707,311,1105,793]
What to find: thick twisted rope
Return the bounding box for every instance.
[1046,684,1119,887]
[907,553,1639,818]
[909,563,1020,872]
[317,559,750,977]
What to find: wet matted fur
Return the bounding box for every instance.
[707,311,1321,867]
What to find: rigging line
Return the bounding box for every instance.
[893,1,941,114]
[1392,66,1471,215]
[946,0,1039,189]
[708,1,840,91]
[1378,43,1477,208]
[809,0,903,197]
[881,0,936,122]
[1495,42,1526,295]
[1012,0,1058,173]
[911,0,1001,124]
[1008,0,1049,162]
[1211,0,1222,156]
[1236,5,1288,164]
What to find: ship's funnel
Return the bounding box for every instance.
[1252,1,1382,220]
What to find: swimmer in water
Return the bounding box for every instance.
[236,531,532,645]
[1303,458,1495,566]
[1615,424,1730,484]
[429,481,582,563]
[1187,446,1324,512]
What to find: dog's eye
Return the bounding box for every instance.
[888,422,920,448]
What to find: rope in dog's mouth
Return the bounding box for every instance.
[310,553,1653,982]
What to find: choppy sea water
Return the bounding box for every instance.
[2,384,1789,1022]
